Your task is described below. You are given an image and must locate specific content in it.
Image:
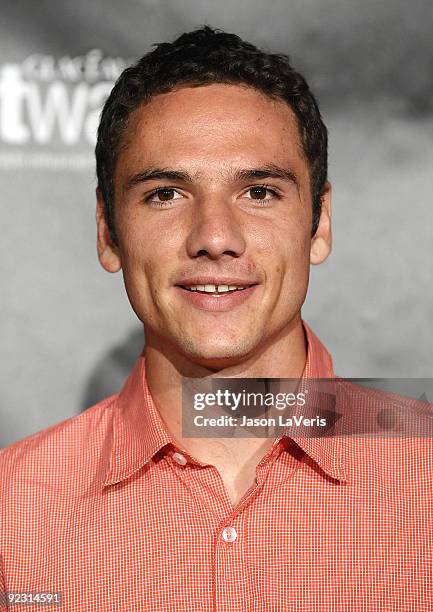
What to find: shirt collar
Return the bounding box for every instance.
[289,321,347,483]
[102,356,173,487]
[103,320,346,487]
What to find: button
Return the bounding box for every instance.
[222,526,237,543]
[172,451,187,466]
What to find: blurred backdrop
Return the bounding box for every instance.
[1,0,432,447]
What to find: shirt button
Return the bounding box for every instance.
[172,451,187,466]
[222,526,237,543]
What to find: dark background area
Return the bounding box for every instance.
[1,0,432,447]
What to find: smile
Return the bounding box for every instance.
[174,284,259,311]
[179,283,254,294]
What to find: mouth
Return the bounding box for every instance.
[173,283,260,312]
[176,283,258,295]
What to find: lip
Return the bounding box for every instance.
[173,284,259,312]
[175,277,259,287]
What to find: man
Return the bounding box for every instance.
[1,25,431,612]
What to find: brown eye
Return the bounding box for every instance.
[244,185,279,206]
[155,188,175,201]
[249,186,268,200]
[145,187,183,208]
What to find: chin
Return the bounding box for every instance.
[178,335,255,366]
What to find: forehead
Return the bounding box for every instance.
[116,83,305,178]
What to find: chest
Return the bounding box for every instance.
[4,464,432,611]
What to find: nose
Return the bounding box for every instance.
[185,194,247,260]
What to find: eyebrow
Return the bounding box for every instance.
[124,163,300,192]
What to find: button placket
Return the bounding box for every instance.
[214,518,249,610]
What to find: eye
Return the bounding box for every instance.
[244,185,280,206]
[145,187,183,208]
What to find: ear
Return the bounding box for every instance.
[310,181,332,265]
[96,189,122,273]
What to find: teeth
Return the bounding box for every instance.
[183,284,248,292]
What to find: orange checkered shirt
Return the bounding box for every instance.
[1,321,432,611]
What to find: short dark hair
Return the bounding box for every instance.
[96,25,328,244]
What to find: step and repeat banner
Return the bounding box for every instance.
[1,0,432,446]
[0,49,131,168]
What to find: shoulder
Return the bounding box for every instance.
[336,378,433,496]
[0,394,118,493]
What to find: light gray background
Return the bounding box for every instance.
[1,0,432,447]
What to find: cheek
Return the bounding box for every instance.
[288,231,311,267]
[118,212,159,269]
[119,206,181,262]
[118,223,179,314]
[262,221,311,276]
[118,236,160,304]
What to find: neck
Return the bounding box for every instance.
[142,316,307,468]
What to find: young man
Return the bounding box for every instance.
[1,26,431,611]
